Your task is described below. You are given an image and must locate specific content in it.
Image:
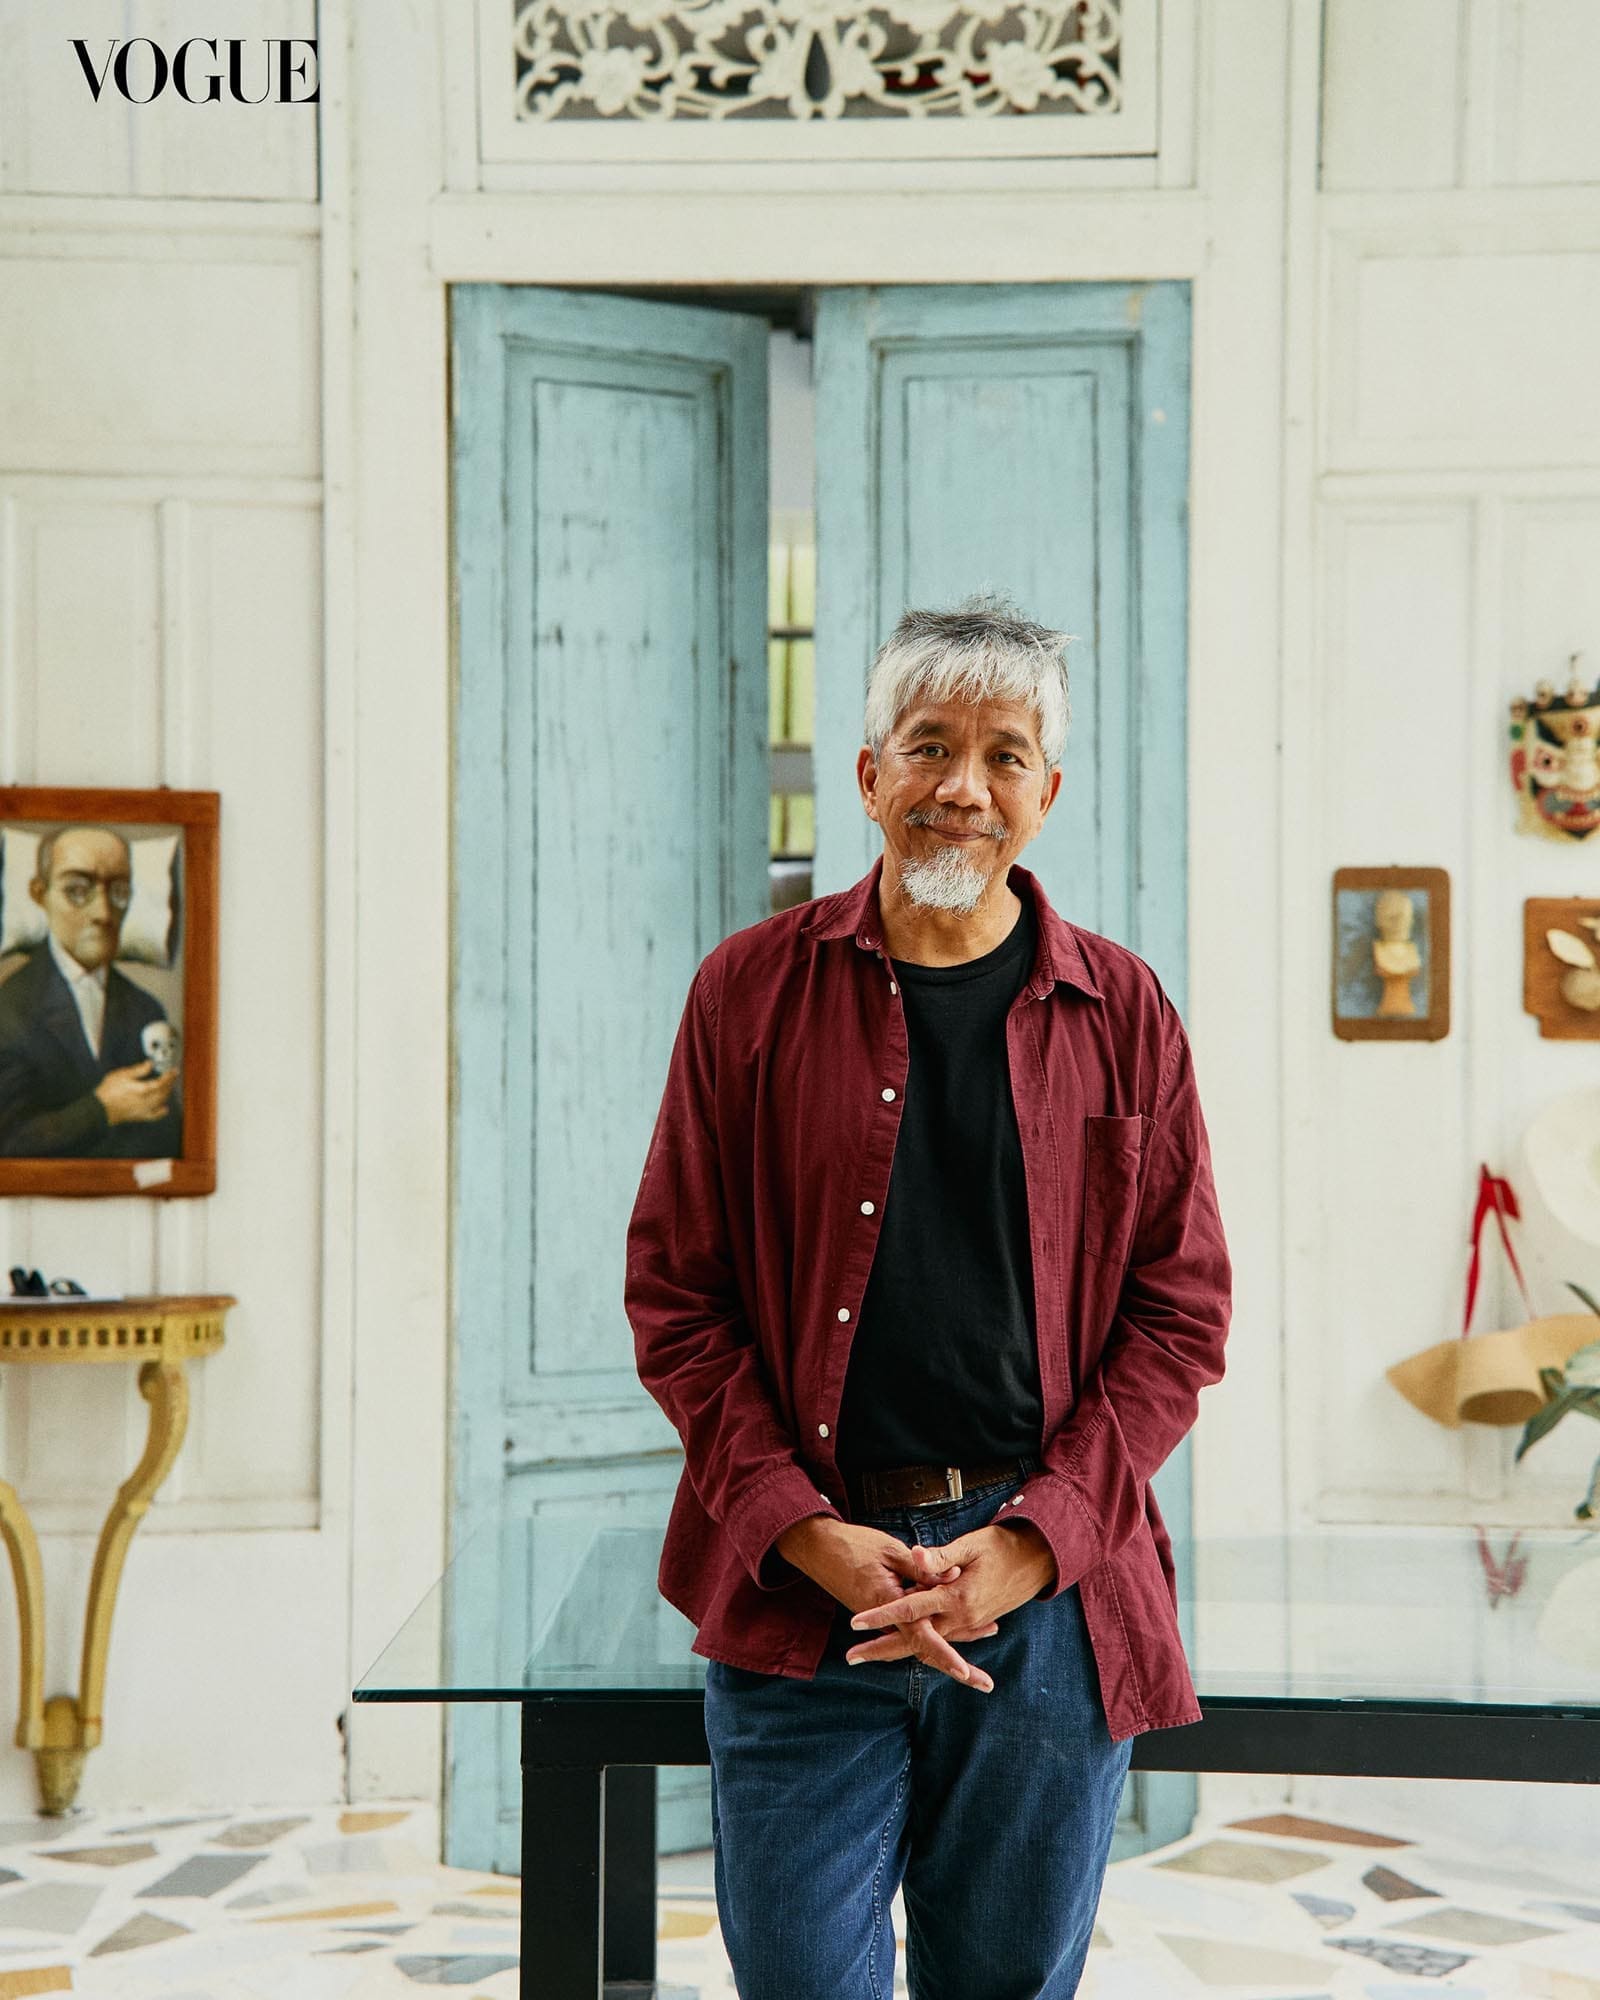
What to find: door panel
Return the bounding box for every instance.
[450,284,769,1869]
[813,282,1195,1854]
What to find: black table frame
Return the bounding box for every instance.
[468,1690,1600,2000]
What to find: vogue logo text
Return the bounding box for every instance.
[71,38,319,105]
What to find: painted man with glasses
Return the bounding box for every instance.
[0,826,181,1157]
[627,597,1232,1999]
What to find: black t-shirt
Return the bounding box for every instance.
[835,895,1044,1475]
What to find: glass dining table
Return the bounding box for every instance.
[355,1507,1600,2000]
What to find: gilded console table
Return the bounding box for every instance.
[0,1294,232,1812]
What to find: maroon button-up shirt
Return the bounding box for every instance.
[625,858,1231,1741]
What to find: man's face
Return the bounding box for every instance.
[30,828,131,972]
[857,696,1062,909]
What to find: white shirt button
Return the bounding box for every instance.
[1010,1495,1024,1505]
[837,1307,850,1321]
[860,1201,875,1215]
[818,1422,830,1438]
[881,1087,896,1101]
[819,1494,831,1507]
[889,982,898,995]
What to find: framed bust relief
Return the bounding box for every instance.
[1332,867,1451,1043]
[0,787,219,1196]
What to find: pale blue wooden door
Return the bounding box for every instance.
[813,283,1196,1854]
[449,285,769,1870]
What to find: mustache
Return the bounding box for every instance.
[904,808,1007,840]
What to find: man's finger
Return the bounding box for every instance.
[850,1586,950,1629]
[846,1618,998,1664]
[912,1626,992,1690]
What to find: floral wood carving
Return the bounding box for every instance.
[510,0,1125,123]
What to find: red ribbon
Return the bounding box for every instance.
[1462,1163,1532,1338]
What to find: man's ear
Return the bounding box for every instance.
[856,744,880,823]
[27,877,46,909]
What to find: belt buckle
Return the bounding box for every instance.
[943,1466,963,1502]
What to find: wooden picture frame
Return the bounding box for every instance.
[1331,866,1451,1042]
[0,787,219,1196]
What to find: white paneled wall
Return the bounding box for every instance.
[0,0,317,200]
[0,0,338,1810]
[1300,12,1600,1557]
[1321,0,1600,191]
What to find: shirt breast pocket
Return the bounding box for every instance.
[1082,1115,1144,1267]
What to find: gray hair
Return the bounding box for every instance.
[863,592,1072,772]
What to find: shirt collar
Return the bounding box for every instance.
[47,932,108,992]
[800,855,1103,1000]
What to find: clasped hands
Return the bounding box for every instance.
[774,1515,1057,1696]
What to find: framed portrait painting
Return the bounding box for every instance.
[0,787,218,1196]
[1331,866,1451,1042]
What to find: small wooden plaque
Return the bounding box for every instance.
[1331,867,1451,1042]
[1523,897,1600,1040]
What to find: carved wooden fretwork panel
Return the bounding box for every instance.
[478,0,1159,162]
[512,0,1123,123]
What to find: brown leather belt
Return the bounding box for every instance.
[844,1457,1031,1516]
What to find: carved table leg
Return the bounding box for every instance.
[0,1475,46,1756]
[25,1361,190,1814]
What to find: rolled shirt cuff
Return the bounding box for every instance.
[727,1461,844,1590]
[993,1471,1101,1600]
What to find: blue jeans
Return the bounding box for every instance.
[703,1474,1134,2000]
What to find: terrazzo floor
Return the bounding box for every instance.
[0,1799,1593,1997]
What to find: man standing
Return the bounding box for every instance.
[0,825,181,1157]
[626,597,1230,1999]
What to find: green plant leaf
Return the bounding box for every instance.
[1568,1281,1600,1319]
[1539,1366,1568,1398]
[1517,1391,1584,1459]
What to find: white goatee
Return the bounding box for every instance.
[897,842,992,915]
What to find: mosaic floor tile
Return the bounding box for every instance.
[1292,1891,1356,1927]
[1226,1814,1412,1848]
[1104,1869,1290,1942]
[1324,1934,1472,1976]
[1363,1866,1443,1902]
[659,1909,717,1939]
[211,1818,310,1849]
[395,1955,519,1985]
[1515,1970,1600,2000]
[0,1798,1583,2000]
[1364,1987,1486,2000]
[256,1901,401,1925]
[139,1853,264,1898]
[1384,1907,1562,1948]
[47,1843,157,1869]
[89,1912,190,1954]
[0,1970,71,1997]
[1156,1932,1338,1985]
[1422,1853,1600,1898]
[229,1883,311,1910]
[302,1837,437,1877]
[0,1882,102,1933]
[338,1812,411,1836]
[1088,1961,1199,2000]
[1157,1837,1333,1884]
